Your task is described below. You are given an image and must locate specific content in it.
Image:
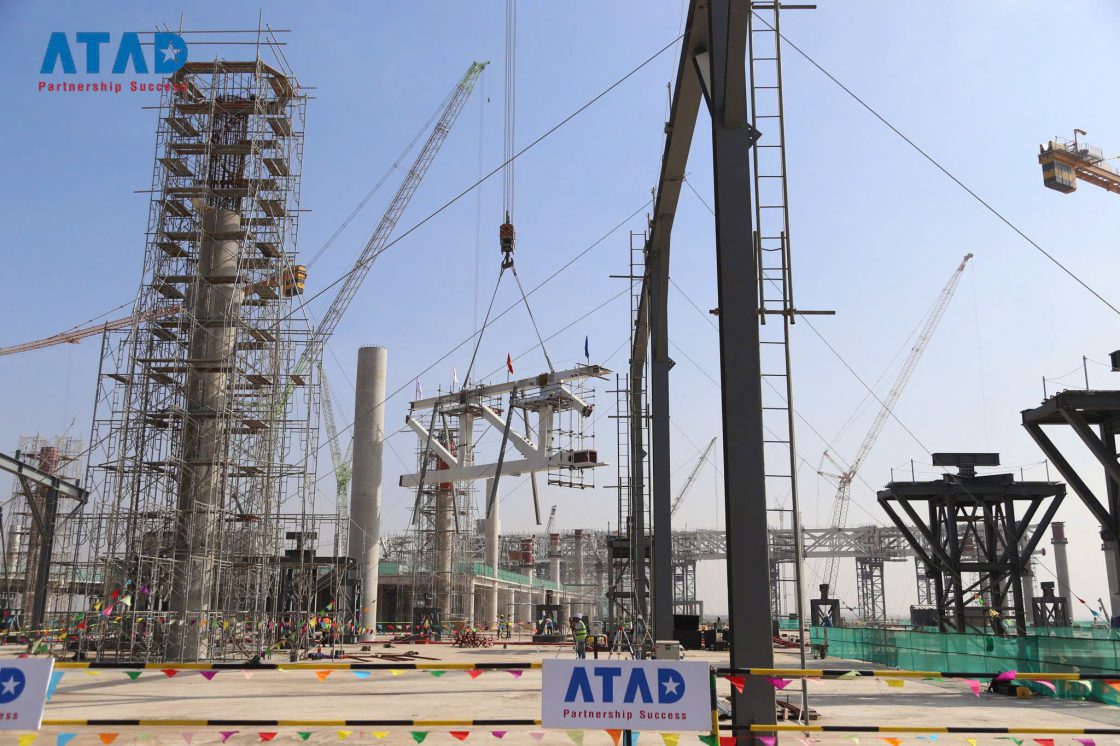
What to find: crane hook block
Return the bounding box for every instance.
[499,221,516,268]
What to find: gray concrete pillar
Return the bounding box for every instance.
[1050,522,1072,615]
[549,533,562,587]
[171,206,242,659]
[435,484,454,618]
[350,345,387,641]
[1103,537,1120,620]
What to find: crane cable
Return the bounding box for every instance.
[464,0,554,385]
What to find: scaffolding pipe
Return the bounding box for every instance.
[350,345,387,640]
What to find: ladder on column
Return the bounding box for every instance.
[749,2,811,722]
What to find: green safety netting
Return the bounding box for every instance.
[810,625,1120,705]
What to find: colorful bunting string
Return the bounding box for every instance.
[56,735,77,746]
[606,729,622,746]
[450,732,470,741]
[411,731,429,744]
[98,735,118,745]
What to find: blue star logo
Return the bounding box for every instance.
[0,668,25,704]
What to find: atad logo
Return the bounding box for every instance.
[41,32,188,75]
[563,665,686,704]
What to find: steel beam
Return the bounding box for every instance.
[0,452,86,503]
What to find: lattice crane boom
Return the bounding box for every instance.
[320,370,353,510]
[671,437,717,517]
[822,253,973,590]
[302,61,487,372]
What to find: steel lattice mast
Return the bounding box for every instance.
[302,61,487,372]
[822,252,973,591]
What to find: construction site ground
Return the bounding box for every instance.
[23,642,1120,744]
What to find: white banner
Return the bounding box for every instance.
[542,659,711,731]
[0,658,53,730]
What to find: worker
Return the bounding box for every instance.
[570,613,588,659]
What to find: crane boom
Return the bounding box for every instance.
[822,252,973,590]
[671,437,716,517]
[0,306,178,357]
[1039,130,1120,197]
[320,370,353,510]
[302,61,487,371]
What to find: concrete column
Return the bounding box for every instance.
[466,579,476,626]
[435,476,454,618]
[485,478,501,630]
[549,533,562,587]
[350,345,387,641]
[1020,536,1036,626]
[1103,537,1120,620]
[573,530,585,617]
[1050,522,1072,614]
[171,206,242,659]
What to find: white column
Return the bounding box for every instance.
[350,345,387,641]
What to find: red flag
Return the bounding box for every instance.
[506,354,514,374]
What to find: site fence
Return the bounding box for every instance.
[810,626,1120,705]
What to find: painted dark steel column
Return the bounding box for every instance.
[705,0,775,728]
[649,250,674,639]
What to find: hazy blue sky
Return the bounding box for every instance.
[1,2,1118,618]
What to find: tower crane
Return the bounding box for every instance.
[545,505,557,534]
[671,437,716,517]
[319,370,353,511]
[1039,129,1120,196]
[820,253,973,591]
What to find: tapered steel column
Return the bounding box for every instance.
[706,0,775,728]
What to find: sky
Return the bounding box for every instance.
[1,1,1119,620]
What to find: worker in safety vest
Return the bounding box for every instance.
[569,613,588,659]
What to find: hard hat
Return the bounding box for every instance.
[575,613,583,618]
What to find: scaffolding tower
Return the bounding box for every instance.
[63,33,323,660]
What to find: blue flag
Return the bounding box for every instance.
[584,335,589,361]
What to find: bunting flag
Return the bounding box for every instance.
[429,670,447,677]
[1105,680,1120,692]
[98,736,118,745]
[450,732,470,741]
[1069,680,1092,694]
[838,671,860,680]
[994,671,1017,683]
[468,669,483,680]
[725,675,745,694]
[847,738,860,746]
[18,736,38,746]
[259,734,277,742]
[242,671,254,680]
[567,731,584,746]
[719,737,737,746]
[371,733,389,740]
[125,671,142,681]
[966,739,976,746]
[1033,741,1055,746]
[181,734,193,745]
[660,735,680,746]
[584,336,590,362]
[390,669,405,676]
[963,679,981,696]
[219,732,239,743]
[798,739,816,746]
[606,730,622,746]
[698,736,717,746]
[997,739,1023,746]
[46,670,64,702]
[352,671,372,680]
[491,732,507,740]
[1035,680,1056,694]
[885,679,905,688]
[1075,740,1096,746]
[506,354,514,375]
[882,739,902,746]
[56,735,77,746]
[200,671,219,681]
[316,670,333,681]
[529,732,546,741]
[766,677,791,690]
[411,732,429,744]
[757,737,777,746]
[506,670,523,678]
[337,731,353,740]
[296,734,312,742]
[161,669,178,678]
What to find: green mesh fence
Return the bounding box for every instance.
[810,626,1120,706]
